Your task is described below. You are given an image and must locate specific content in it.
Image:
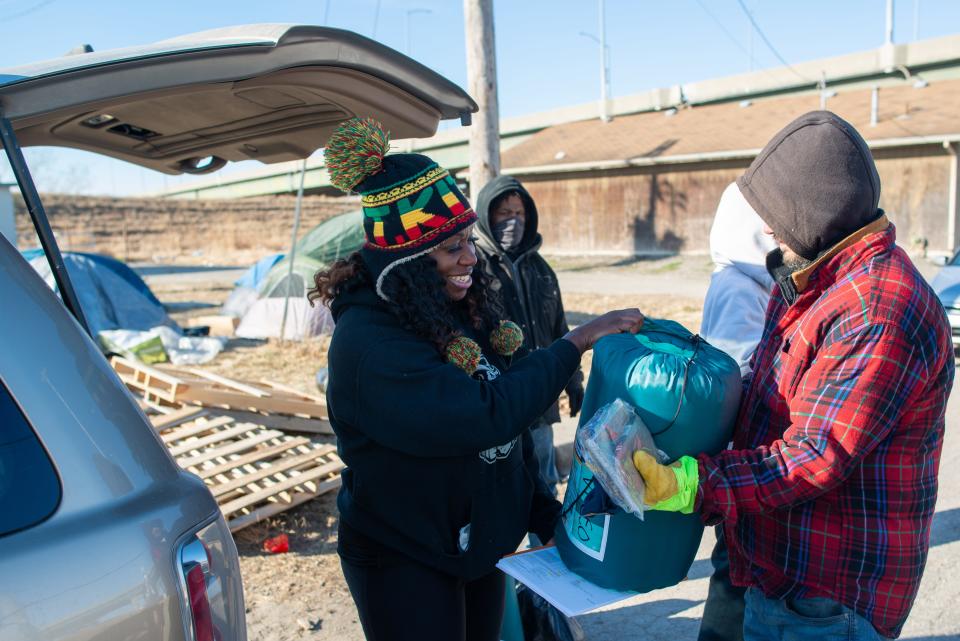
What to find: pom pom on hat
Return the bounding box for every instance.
[445,336,482,375]
[490,320,523,356]
[324,117,391,192]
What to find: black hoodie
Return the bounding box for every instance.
[326,280,580,579]
[475,176,584,424]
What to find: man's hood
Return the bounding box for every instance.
[710,182,776,289]
[475,175,541,257]
[736,110,882,261]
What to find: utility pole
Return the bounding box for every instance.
[885,0,895,45]
[463,0,500,197]
[598,0,610,122]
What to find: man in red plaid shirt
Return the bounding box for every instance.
[633,111,954,640]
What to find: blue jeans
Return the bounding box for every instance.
[743,587,891,641]
[529,421,559,497]
[699,528,745,641]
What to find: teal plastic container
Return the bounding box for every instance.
[555,319,741,593]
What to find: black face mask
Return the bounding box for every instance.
[492,217,525,251]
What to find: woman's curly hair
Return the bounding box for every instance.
[309,250,503,355]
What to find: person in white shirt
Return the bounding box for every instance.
[696,181,776,641]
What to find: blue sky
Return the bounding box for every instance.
[1,0,959,196]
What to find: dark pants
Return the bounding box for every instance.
[699,527,746,641]
[338,521,505,641]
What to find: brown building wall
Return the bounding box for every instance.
[515,147,953,255]
[12,147,952,264]
[15,194,359,265]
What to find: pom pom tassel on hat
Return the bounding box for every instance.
[324,117,391,192]
[322,117,478,302]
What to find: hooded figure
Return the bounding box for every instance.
[632,111,954,640]
[475,176,585,496]
[699,182,777,376]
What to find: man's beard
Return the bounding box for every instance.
[782,249,812,273]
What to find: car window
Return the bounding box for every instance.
[949,252,960,266]
[0,378,61,537]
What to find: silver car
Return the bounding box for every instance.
[0,25,475,640]
[930,251,960,350]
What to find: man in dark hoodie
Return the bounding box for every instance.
[475,176,585,497]
[632,111,953,640]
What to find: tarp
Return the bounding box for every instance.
[234,252,284,289]
[24,249,162,305]
[29,252,175,336]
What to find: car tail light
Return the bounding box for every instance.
[177,516,246,641]
[186,563,216,641]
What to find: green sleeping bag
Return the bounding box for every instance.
[555,318,741,593]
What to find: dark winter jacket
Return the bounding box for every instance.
[326,281,580,580]
[475,176,584,424]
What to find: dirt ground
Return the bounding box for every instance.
[154,275,705,641]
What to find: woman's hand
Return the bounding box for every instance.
[563,308,644,353]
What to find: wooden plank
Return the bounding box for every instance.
[214,409,334,435]
[227,477,342,532]
[166,422,258,457]
[219,459,344,517]
[111,357,183,403]
[176,430,283,469]
[208,445,339,498]
[160,415,234,443]
[192,437,311,480]
[187,369,271,398]
[257,379,325,404]
[176,387,326,419]
[151,406,209,431]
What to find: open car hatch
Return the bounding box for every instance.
[0,24,477,174]
[0,24,477,336]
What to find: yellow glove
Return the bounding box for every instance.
[631,451,699,513]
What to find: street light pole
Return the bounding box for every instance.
[885,0,895,46]
[599,0,610,122]
[406,8,431,56]
[579,30,611,122]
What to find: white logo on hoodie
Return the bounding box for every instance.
[472,353,517,464]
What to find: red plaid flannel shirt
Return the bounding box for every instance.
[698,222,954,638]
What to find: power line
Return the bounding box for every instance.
[691,0,765,71]
[1,0,55,20]
[734,0,813,82]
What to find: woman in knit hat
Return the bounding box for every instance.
[311,118,643,641]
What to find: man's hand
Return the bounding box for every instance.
[631,451,700,514]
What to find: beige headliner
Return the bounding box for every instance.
[12,66,442,174]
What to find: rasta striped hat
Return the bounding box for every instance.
[324,117,477,301]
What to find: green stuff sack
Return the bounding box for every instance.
[555,318,741,593]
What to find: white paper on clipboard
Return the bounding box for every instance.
[496,546,636,617]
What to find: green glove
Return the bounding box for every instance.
[631,451,699,514]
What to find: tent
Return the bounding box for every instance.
[235,210,365,340]
[28,251,224,364]
[221,252,284,318]
[29,251,175,336]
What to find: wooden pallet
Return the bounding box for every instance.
[112,356,332,433]
[150,411,343,532]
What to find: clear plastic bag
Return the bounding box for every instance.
[575,398,660,519]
